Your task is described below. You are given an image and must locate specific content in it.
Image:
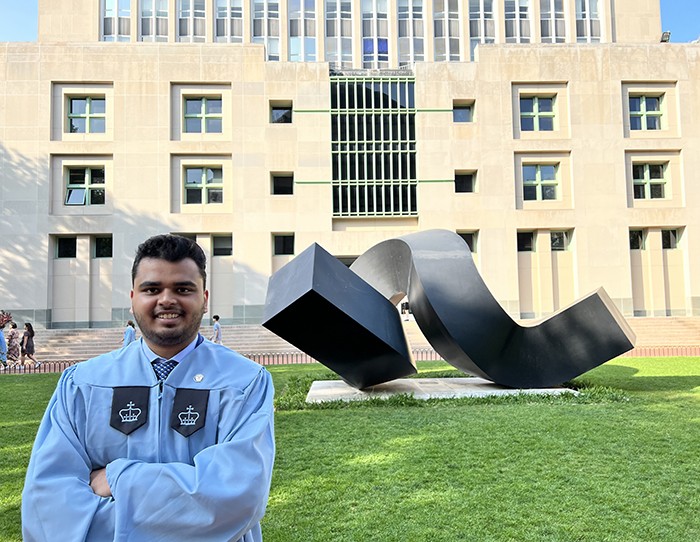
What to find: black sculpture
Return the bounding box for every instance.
[262,242,416,389]
[262,229,635,389]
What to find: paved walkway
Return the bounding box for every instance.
[306,377,578,403]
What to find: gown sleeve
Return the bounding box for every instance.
[105,367,275,542]
[22,365,116,541]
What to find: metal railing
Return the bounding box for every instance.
[4,345,699,376]
[0,348,444,374]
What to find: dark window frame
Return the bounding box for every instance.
[93,235,113,258]
[272,173,294,195]
[56,237,78,259]
[517,231,535,252]
[270,101,293,123]
[273,234,295,255]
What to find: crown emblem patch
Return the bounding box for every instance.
[171,388,209,437]
[110,387,150,435]
[119,402,142,423]
[178,405,199,426]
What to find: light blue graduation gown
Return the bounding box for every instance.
[0,331,6,362]
[22,337,275,542]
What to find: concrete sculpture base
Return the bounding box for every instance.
[263,229,635,389]
[306,378,578,403]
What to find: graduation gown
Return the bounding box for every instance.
[22,337,275,542]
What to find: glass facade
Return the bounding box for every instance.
[253,0,281,60]
[434,0,461,61]
[216,0,244,42]
[331,76,417,217]
[325,0,354,68]
[289,0,317,61]
[141,0,169,41]
[397,0,424,65]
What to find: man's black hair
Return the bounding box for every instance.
[132,234,207,287]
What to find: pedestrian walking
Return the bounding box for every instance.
[123,320,136,347]
[20,322,41,369]
[210,314,223,344]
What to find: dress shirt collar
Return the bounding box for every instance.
[140,334,202,363]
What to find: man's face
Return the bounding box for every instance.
[130,257,208,358]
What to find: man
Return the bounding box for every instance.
[122,319,136,347]
[210,314,223,344]
[22,234,275,541]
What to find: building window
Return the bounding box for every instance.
[434,0,461,62]
[273,234,295,255]
[629,95,662,131]
[632,163,667,199]
[67,97,106,133]
[289,0,316,61]
[629,229,645,250]
[253,0,280,61]
[453,102,473,123]
[457,231,476,252]
[331,76,417,217]
[65,167,106,206]
[362,0,389,69]
[325,0,353,68]
[522,164,558,201]
[94,236,113,258]
[270,102,293,123]
[184,97,223,133]
[505,0,531,43]
[141,0,169,41]
[662,229,678,249]
[184,167,224,204]
[520,96,554,131]
[540,0,565,43]
[56,237,77,258]
[103,0,131,41]
[576,0,600,43]
[550,230,570,251]
[397,0,424,65]
[455,172,475,193]
[213,235,233,256]
[272,173,294,194]
[468,0,495,61]
[517,231,535,252]
[216,0,244,43]
[178,0,206,42]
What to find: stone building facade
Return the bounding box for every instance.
[0,0,697,327]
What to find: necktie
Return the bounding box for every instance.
[152,359,178,381]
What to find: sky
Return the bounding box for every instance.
[0,0,698,42]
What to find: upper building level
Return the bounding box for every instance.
[38,0,662,68]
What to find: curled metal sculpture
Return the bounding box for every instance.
[263,229,635,389]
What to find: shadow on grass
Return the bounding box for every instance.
[580,363,700,394]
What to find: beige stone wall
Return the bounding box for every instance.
[1,35,698,327]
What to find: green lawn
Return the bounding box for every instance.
[2,358,699,541]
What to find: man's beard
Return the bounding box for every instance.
[135,305,206,348]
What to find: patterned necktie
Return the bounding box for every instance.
[152,359,178,381]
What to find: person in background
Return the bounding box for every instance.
[6,322,21,368]
[210,314,223,344]
[22,233,275,541]
[20,322,41,369]
[123,320,136,347]
[0,322,7,369]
